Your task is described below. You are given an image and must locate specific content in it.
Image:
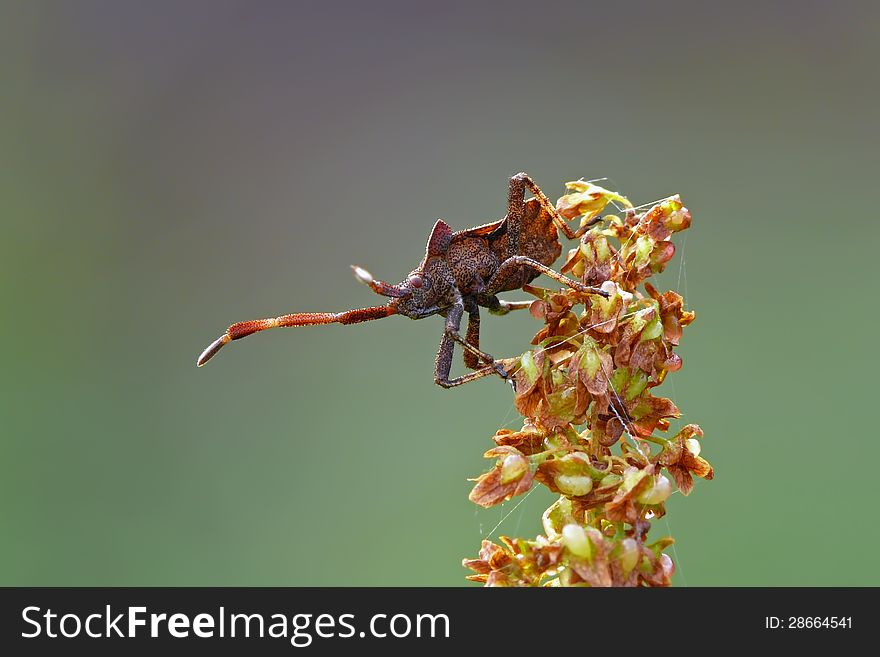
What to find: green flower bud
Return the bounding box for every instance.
[628,310,648,334]
[543,433,568,450]
[625,369,649,401]
[555,474,593,497]
[579,240,594,262]
[600,473,622,488]
[546,388,577,423]
[640,317,663,341]
[637,474,673,504]
[564,451,592,467]
[594,234,611,261]
[620,467,649,493]
[619,538,640,575]
[562,524,593,559]
[542,496,573,539]
[500,453,529,484]
[609,367,629,393]
[634,235,653,268]
[520,351,540,385]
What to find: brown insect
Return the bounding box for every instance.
[196,173,607,387]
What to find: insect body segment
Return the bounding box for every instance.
[197,173,608,387]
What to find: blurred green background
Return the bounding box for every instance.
[1,1,877,586]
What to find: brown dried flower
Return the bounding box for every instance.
[658,424,714,495]
[463,181,710,587]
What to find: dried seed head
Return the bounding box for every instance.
[464,183,706,587]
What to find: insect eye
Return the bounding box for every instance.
[408,275,424,289]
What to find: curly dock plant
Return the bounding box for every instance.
[463,182,711,587]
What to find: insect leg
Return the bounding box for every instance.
[486,256,608,297]
[480,295,533,316]
[510,172,603,240]
[463,305,482,370]
[505,173,528,254]
[434,299,506,387]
